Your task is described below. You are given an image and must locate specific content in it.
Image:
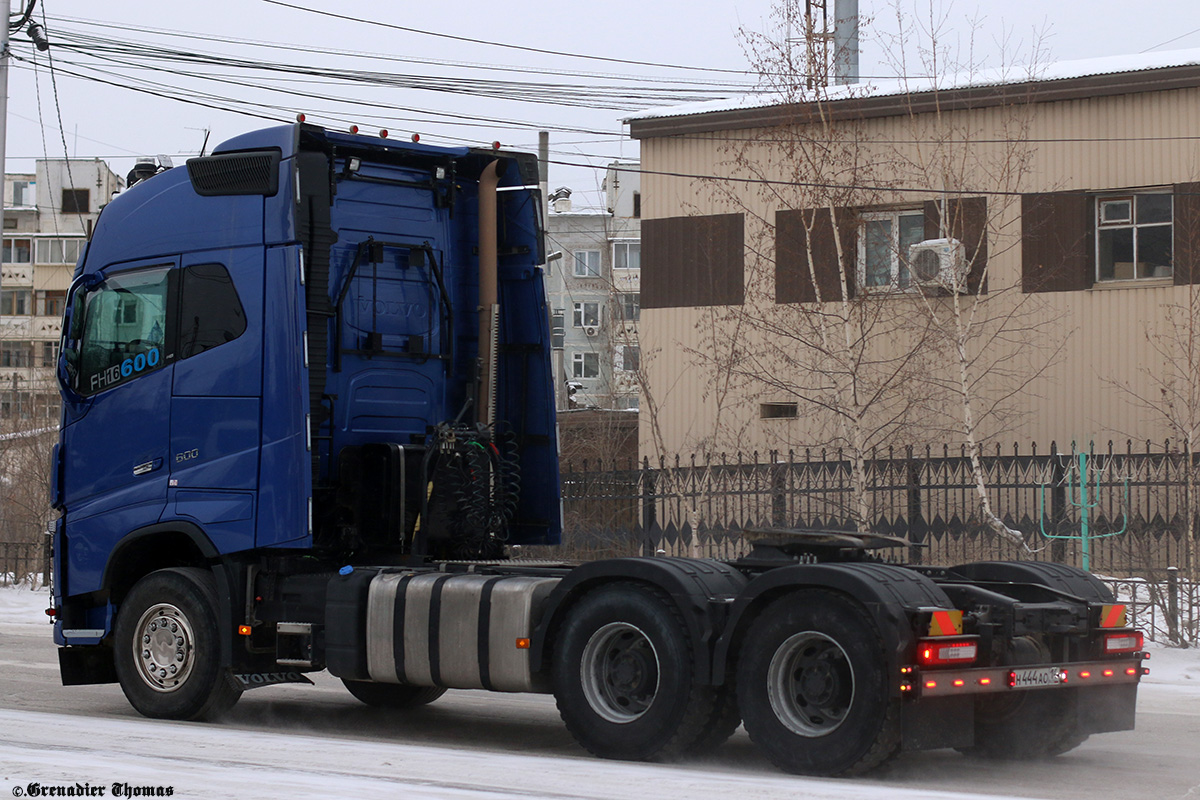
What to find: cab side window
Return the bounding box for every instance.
[177,263,246,359]
[77,268,170,396]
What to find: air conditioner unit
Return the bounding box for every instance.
[908,238,967,291]
[583,325,598,337]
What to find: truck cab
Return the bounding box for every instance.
[51,123,559,653]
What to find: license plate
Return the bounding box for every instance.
[1010,666,1065,688]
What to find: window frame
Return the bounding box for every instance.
[616,292,640,323]
[612,240,640,271]
[856,208,926,292]
[572,249,601,278]
[1094,192,1174,283]
[571,351,600,379]
[3,237,31,264]
[61,188,89,215]
[573,301,600,328]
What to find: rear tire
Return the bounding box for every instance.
[342,680,447,709]
[113,568,242,721]
[736,591,899,776]
[551,582,718,762]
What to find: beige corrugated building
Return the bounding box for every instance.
[627,50,1200,462]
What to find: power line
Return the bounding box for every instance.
[46,13,754,90]
[259,0,753,76]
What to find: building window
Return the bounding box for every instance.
[573,250,601,277]
[1,289,31,315]
[617,345,640,372]
[35,238,84,265]
[61,188,89,215]
[2,238,31,264]
[616,394,639,410]
[616,292,639,323]
[632,192,641,219]
[1,342,33,367]
[572,351,599,378]
[36,290,67,317]
[551,309,565,348]
[41,341,60,367]
[573,301,599,327]
[613,241,640,270]
[859,210,925,290]
[12,181,31,207]
[1096,194,1173,281]
[35,393,59,419]
[760,402,799,419]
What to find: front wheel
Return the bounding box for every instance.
[113,568,242,720]
[736,591,900,776]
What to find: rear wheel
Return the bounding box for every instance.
[113,568,242,721]
[342,680,446,709]
[551,582,718,762]
[736,591,899,776]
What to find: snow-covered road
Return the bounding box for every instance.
[2,584,1199,800]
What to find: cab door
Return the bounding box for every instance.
[59,262,176,596]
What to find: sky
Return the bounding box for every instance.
[3,0,1200,209]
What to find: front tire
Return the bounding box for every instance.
[342,680,447,709]
[113,568,242,721]
[551,582,718,762]
[736,591,899,776]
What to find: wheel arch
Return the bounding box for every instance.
[530,557,746,684]
[712,562,954,685]
[103,521,220,604]
[102,521,238,669]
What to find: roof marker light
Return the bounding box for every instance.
[296,112,306,123]
[379,129,388,138]
[412,133,421,143]
[349,125,359,134]
[492,140,502,151]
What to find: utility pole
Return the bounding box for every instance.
[0,0,12,246]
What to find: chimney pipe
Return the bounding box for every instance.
[477,159,505,427]
[834,0,859,85]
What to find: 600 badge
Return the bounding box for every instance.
[122,348,161,378]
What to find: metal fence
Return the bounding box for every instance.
[0,541,47,587]
[559,440,1200,576]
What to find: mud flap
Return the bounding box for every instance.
[901,695,974,751]
[1077,684,1138,734]
[59,645,118,686]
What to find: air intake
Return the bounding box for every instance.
[186,149,281,197]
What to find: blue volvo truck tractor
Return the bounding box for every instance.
[47,123,1148,776]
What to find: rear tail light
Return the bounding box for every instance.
[1103,631,1144,654]
[917,638,979,667]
